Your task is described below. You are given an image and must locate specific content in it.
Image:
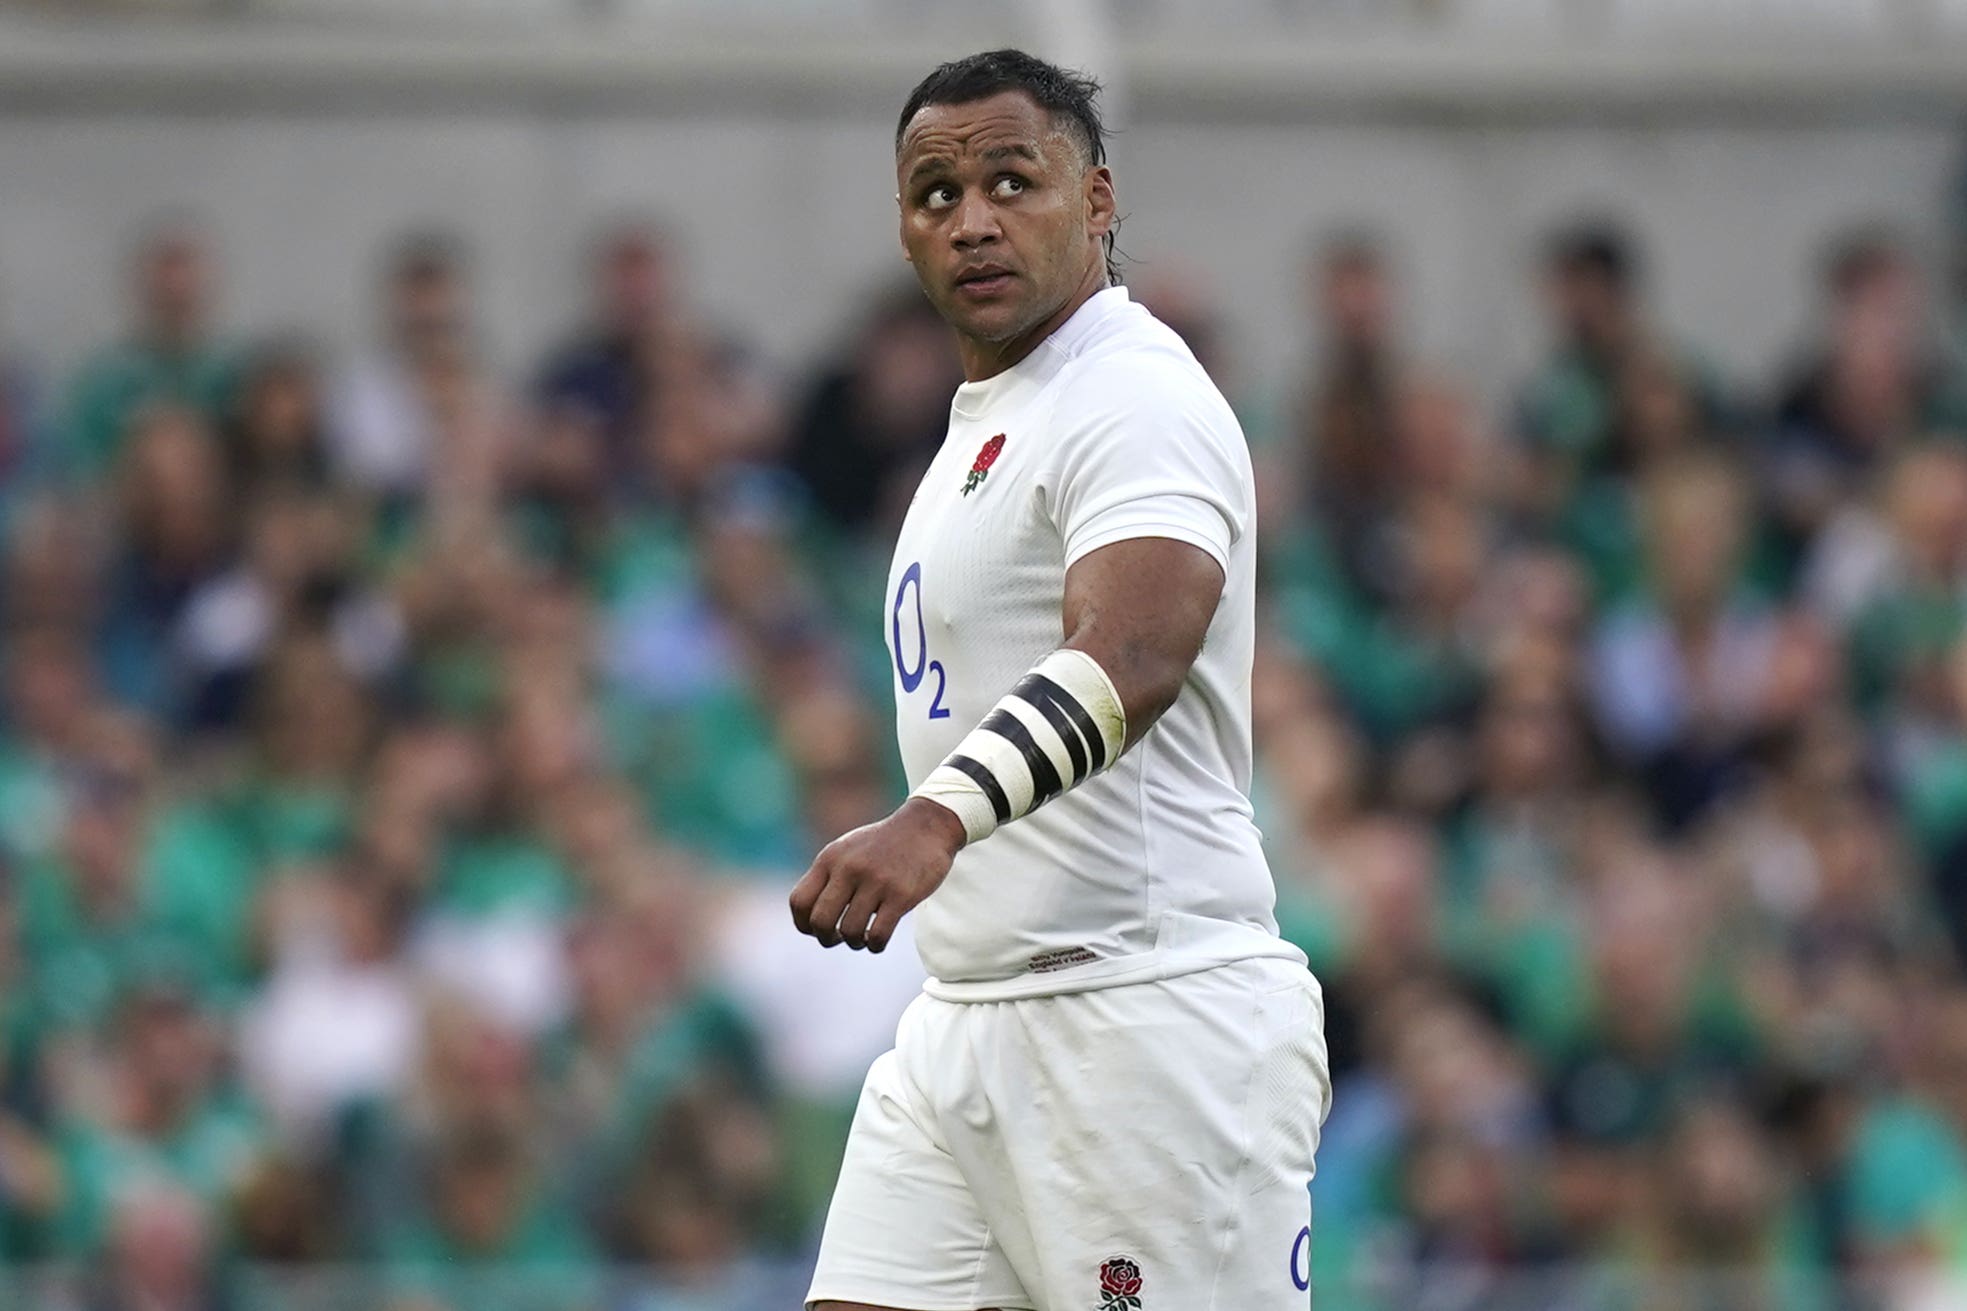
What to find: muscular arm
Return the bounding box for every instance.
[1061,536,1225,751]
[790,535,1225,952]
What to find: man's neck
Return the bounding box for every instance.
[957,267,1108,383]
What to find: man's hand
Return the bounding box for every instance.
[789,797,966,951]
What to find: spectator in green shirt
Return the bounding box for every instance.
[47,982,265,1260]
[1512,220,1732,533]
[0,624,105,866]
[1840,989,1967,1274]
[16,736,227,1053]
[219,341,332,500]
[63,219,238,482]
[1545,857,1763,1145]
[383,1123,600,1311]
[1625,1096,1827,1306]
[1266,231,1403,584]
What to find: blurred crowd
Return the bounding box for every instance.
[0,200,1966,1311]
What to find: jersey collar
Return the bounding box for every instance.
[952,286,1132,419]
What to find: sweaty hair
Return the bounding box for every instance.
[897,48,1121,285]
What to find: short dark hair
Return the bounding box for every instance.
[1545,220,1638,292]
[589,216,668,269]
[388,229,467,286]
[897,48,1120,285]
[1822,223,1909,298]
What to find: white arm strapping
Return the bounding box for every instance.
[909,647,1128,846]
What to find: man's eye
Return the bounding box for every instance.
[992,176,1026,198]
[924,185,957,210]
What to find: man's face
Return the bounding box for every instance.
[1549,265,1628,350]
[1321,255,1389,349]
[126,995,217,1111]
[896,90,1114,346]
[1838,257,1921,360]
[140,237,208,335]
[391,268,464,350]
[600,235,669,328]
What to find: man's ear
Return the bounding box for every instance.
[1086,165,1117,240]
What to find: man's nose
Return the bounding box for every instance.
[950,190,1001,247]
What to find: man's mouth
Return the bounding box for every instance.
[954,266,1014,298]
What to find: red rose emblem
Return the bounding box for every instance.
[962,433,1007,496]
[1099,1255,1143,1301]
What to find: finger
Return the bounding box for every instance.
[837,894,880,951]
[808,871,858,948]
[788,862,829,937]
[865,902,903,954]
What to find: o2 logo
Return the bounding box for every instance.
[892,562,950,719]
[1289,1185,1314,1301]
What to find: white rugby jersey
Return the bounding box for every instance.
[885,287,1305,1001]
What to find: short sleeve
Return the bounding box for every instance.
[1044,361,1248,573]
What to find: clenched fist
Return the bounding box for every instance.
[788,797,967,951]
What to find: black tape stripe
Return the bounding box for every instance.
[1017,673,1107,775]
[1013,677,1089,782]
[946,754,1011,823]
[980,708,1065,809]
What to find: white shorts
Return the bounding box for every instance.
[807,956,1331,1311]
